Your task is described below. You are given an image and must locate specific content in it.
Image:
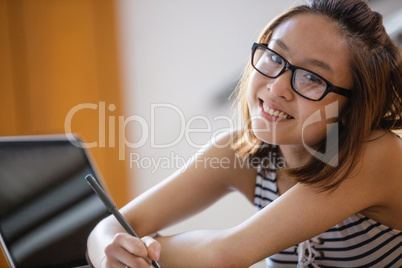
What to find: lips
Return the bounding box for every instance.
[261,101,293,119]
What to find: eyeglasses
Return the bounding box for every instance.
[251,43,352,101]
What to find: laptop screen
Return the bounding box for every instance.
[0,135,109,268]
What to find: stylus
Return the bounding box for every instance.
[85,174,161,268]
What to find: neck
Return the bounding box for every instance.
[278,144,312,169]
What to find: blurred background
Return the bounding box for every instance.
[1,0,401,267]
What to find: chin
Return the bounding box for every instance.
[253,129,282,146]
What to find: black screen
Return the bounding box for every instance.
[0,136,109,268]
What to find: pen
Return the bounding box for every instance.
[85,174,161,268]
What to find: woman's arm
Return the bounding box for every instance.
[86,133,256,267]
[88,131,400,267]
[151,131,402,267]
[88,162,370,267]
[153,182,375,267]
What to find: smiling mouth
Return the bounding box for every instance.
[262,101,293,119]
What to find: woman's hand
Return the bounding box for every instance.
[102,233,161,268]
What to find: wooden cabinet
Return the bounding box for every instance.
[0,0,129,238]
[0,2,130,263]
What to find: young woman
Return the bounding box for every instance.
[87,0,402,267]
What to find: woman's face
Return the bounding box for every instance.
[247,13,353,150]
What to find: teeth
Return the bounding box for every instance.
[262,102,292,119]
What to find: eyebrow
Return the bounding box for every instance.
[269,39,334,73]
[270,39,288,50]
[305,59,333,73]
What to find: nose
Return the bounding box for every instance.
[266,69,294,100]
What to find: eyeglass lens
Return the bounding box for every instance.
[252,46,327,100]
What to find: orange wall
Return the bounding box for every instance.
[0,1,128,264]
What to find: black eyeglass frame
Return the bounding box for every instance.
[251,43,352,101]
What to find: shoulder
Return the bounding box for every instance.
[351,130,402,202]
[359,130,402,175]
[349,130,402,229]
[317,130,402,211]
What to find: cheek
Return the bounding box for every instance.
[301,120,329,146]
[299,98,346,146]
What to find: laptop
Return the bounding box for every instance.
[0,135,110,268]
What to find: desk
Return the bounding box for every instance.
[0,248,9,268]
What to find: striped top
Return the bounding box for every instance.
[254,166,402,268]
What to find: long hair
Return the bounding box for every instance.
[232,0,402,191]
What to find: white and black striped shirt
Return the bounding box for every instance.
[254,167,402,268]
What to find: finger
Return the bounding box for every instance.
[105,235,153,268]
[104,240,139,267]
[114,233,149,259]
[141,236,161,261]
[104,254,152,268]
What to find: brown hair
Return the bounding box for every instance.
[232,0,402,191]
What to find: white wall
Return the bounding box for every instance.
[369,0,402,44]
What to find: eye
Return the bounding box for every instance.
[303,72,325,86]
[268,53,283,65]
